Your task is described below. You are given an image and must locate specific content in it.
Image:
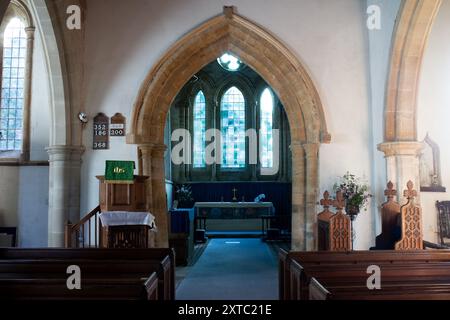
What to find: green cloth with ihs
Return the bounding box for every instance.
[105,160,135,184]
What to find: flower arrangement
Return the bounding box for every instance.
[175,184,194,208]
[333,172,372,215]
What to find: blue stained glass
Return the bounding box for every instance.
[193,91,206,168]
[1,18,27,151]
[221,86,245,168]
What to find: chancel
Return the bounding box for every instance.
[3,0,450,303]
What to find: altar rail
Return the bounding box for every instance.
[65,206,101,248]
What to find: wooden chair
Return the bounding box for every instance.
[373,182,401,249]
[436,201,450,246]
[395,181,423,250]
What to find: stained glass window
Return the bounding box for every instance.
[193,91,206,167]
[221,86,245,168]
[260,88,274,168]
[1,18,27,151]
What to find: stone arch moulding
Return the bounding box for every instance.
[128,7,330,250]
[28,0,71,146]
[379,0,441,204]
[384,0,441,142]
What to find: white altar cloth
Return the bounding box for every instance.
[99,212,156,229]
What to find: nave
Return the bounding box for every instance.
[176,239,278,300]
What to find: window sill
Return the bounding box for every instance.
[0,160,49,167]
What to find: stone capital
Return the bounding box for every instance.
[46,145,85,162]
[377,141,424,158]
[303,142,320,158]
[138,143,167,158]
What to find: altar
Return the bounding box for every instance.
[194,202,274,232]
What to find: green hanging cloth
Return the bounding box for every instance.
[105,160,135,184]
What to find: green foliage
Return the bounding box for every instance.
[333,172,372,211]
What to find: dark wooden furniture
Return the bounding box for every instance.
[194,216,207,243]
[97,175,148,212]
[395,181,423,250]
[0,227,17,247]
[280,249,450,300]
[317,191,351,251]
[373,182,401,249]
[0,248,175,300]
[103,224,153,249]
[436,201,450,245]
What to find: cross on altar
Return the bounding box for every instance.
[232,188,238,201]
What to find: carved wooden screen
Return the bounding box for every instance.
[329,191,351,251]
[395,181,424,250]
[318,191,334,251]
[374,182,401,249]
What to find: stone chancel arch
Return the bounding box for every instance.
[379,0,441,201]
[128,7,330,250]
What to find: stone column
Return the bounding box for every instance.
[304,143,320,251]
[378,141,423,203]
[46,145,84,247]
[138,144,154,211]
[151,144,169,248]
[21,26,35,162]
[290,143,305,250]
[139,144,169,248]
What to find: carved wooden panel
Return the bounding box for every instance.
[395,181,424,250]
[329,211,351,251]
[374,181,401,249]
[318,191,335,251]
[329,191,351,251]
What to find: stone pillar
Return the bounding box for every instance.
[378,141,423,203]
[46,145,84,247]
[290,143,305,250]
[138,145,154,211]
[304,143,320,251]
[139,144,169,248]
[21,26,35,162]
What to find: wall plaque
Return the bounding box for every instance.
[110,113,126,137]
[93,113,109,150]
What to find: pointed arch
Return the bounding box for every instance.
[128,10,329,145]
[384,0,441,141]
[129,8,330,250]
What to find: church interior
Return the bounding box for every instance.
[1,0,450,302]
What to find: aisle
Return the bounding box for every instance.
[176,238,278,300]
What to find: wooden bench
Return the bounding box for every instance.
[280,249,450,300]
[0,248,175,300]
[0,273,158,300]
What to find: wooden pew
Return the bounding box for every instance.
[281,250,450,300]
[0,273,158,300]
[0,248,175,300]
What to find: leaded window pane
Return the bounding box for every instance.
[0,18,27,151]
[221,86,245,168]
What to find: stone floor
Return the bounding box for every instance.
[176,238,279,300]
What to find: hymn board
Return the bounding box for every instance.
[93,112,126,150]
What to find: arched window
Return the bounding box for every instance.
[221,86,245,168]
[1,17,27,151]
[193,90,206,167]
[260,88,274,168]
